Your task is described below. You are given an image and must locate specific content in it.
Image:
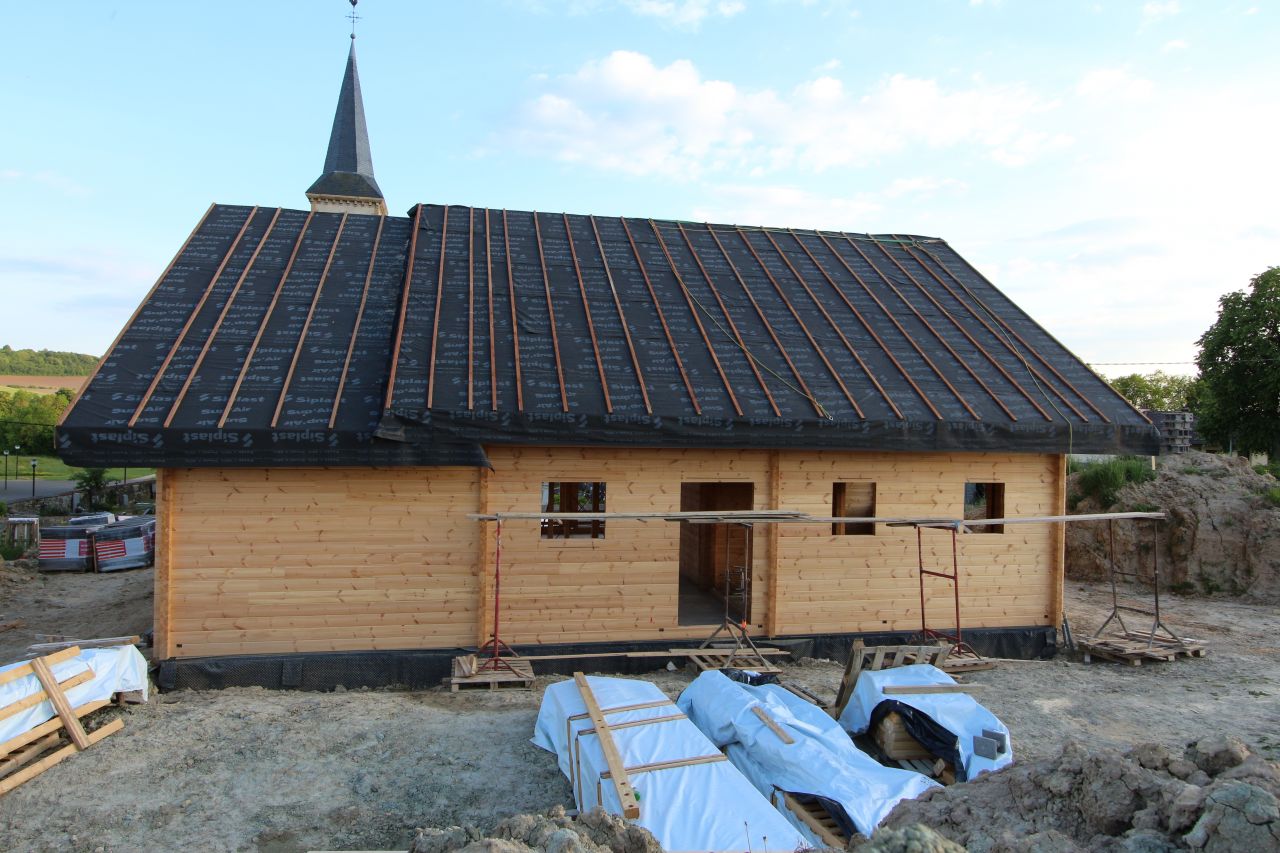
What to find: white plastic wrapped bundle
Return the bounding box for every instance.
[677,671,938,844]
[532,675,806,852]
[838,663,1013,781]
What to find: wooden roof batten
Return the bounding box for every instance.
[589,215,652,414]
[867,236,1054,422]
[894,239,1089,423]
[329,214,386,428]
[218,210,316,428]
[735,227,864,418]
[650,220,745,416]
[904,241,1117,425]
[563,213,614,413]
[129,206,260,428]
[844,233,1014,420]
[758,229,898,419]
[818,232,977,419]
[161,206,285,429]
[619,218,701,415]
[270,213,349,428]
[696,223,822,417]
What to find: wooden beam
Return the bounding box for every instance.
[751,706,795,743]
[330,215,385,428]
[0,719,123,796]
[0,669,94,724]
[882,684,985,695]
[155,468,174,659]
[573,672,641,819]
[29,655,91,749]
[1051,453,1068,628]
[384,204,424,410]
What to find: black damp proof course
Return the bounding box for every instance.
[155,625,1057,692]
[58,201,1160,467]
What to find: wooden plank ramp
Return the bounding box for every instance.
[445,654,535,692]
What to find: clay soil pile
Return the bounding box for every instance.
[1066,451,1280,603]
[872,734,1279,852]
[409,807,662,853]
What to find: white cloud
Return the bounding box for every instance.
[1141,1,1180,23]
[1161,38,1189,52]
[511,51,1066,179]
[1075,67,1155,101]
[882,176,968,198]
[688,183,881,229]
[619,0,744,29]
[0,169,90,198]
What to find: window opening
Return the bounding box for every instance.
[832,481,876,535]
[964,482,1005,533]
[540,481,606,539]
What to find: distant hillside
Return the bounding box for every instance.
[0,346,99,375]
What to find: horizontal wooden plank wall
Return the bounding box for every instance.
[772,451,1061,635]
[483,447,773,645]
[159,449,1064,658]
[164,467,481,657]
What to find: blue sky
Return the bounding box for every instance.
[2,0,1275,377]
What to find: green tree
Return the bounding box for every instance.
[1107,371,1198,411]
[72,467,112,510]
[1196,267,1280,456]
[0,388,72,451]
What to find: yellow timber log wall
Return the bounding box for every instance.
[156,449,1066,658]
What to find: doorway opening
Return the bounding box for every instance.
[678,482,755,626]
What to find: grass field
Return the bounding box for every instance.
[5,455,153,482]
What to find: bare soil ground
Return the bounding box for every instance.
[0,374,86,395]
[0,560,1276,852]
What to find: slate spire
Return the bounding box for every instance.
[306,38,388,215]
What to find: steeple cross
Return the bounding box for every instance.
[347,0,361,40]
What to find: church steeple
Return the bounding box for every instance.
[306,18,387,216]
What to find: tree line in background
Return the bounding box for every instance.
[1106,267,1280,459]
[0,388,73,453]
[0,346,98,375]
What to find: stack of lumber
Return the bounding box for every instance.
[0,647,125,796]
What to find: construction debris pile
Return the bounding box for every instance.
[870,734,1280,852]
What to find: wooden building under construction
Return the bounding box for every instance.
[58,39,1159,689]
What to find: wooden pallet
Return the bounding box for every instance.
[0,646,125,796]
[940,650,997,674]
[1080,633,1208,666]
[781,792,848,848]
[832,641,954,717]
[446,655,535,692]
[686,651,783,675]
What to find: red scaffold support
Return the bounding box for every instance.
[916,525,980,657]
[476,517,520,674]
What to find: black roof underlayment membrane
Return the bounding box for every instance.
[60,203,1158,466]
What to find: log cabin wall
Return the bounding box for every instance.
[156,448,1065,658]
[482,447,774,646]
[772,451,1064,636]
[157,466,483,659]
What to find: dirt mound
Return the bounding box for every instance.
[1066,451,1280,603]
[409,806,662,853]
[873,735,1280,852]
